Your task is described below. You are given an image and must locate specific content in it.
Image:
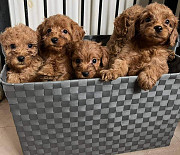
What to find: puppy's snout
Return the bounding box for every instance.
[17,56,25,62]
[82,71,89,77]
[51,37,58,44]
[154,25,163,33]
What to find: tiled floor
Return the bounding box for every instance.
[0,99,180,155]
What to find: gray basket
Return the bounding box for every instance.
[0,35,180,155]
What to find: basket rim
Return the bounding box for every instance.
[1,64,179,86]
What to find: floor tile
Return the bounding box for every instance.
[0,99,9,111]
[0,99,15,128]
[0,127,23,155]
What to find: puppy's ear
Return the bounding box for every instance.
[0,31,6,45]
[126,15,141,40]
[0,33,5,54]
[169,17,178,47]
[114,6,143,40]
[36,21,45,47]
[0,32,8,51]
[100,46,109,68]
[65,41,77,58]
[114,15,128,36]
[115,14,140,40]
[30,34,38,57]
[126,23,135,40]
[71,22,85,41]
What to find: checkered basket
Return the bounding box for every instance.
[0,35,180,155]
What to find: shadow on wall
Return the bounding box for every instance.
[0,0,10,100]
[0,0,11,67]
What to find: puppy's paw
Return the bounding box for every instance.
[138,72,156,90]
[7,73,21,83]
[100,69,120,81]
[7,78,21,83]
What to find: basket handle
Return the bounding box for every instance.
[0,65,6,83]
[0,70,3,84]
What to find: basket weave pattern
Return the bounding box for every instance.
[1,71,180,155]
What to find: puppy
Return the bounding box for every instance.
[37,14,85,81]
[101,3,178,90]
[0,24,43,83]
[67,40,109,79]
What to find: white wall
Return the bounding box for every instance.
[8,0,179,35]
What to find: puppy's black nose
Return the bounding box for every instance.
[17,56,25,62]
[51,37,58,44]
[82,71,89,77]
[154,26,163,33]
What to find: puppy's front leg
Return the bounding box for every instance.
[100,59,128,81]
[20,68,38,82]
[137,59,169,90]
[7,72,21,83]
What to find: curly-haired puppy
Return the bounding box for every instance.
[37,14,85,81]
[101,3,178,90]
[67,40,109,79]
[0,24,43,83]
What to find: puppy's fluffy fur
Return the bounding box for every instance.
[0,24,43,83]
[68,40,109,79]
[37,14,85,81]
[101,3,178,90]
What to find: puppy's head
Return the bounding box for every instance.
[37,14,85,53]
[132,2,178,46]
[68,40,109,79]
[0,24,38,70]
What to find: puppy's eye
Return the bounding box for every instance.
[10,44,16,49]
[47,28,52,34]
[165,19,170,25]
[63,29,68,34]
[145,17,151,22]
[92,59,97,64]
[76,59,81,64]
[28,44,33,48]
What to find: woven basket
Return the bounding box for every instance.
[0,35,180,155]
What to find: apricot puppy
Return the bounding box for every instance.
[0,24,43,83]
[68,40,109,79]
[101,3,178,90]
